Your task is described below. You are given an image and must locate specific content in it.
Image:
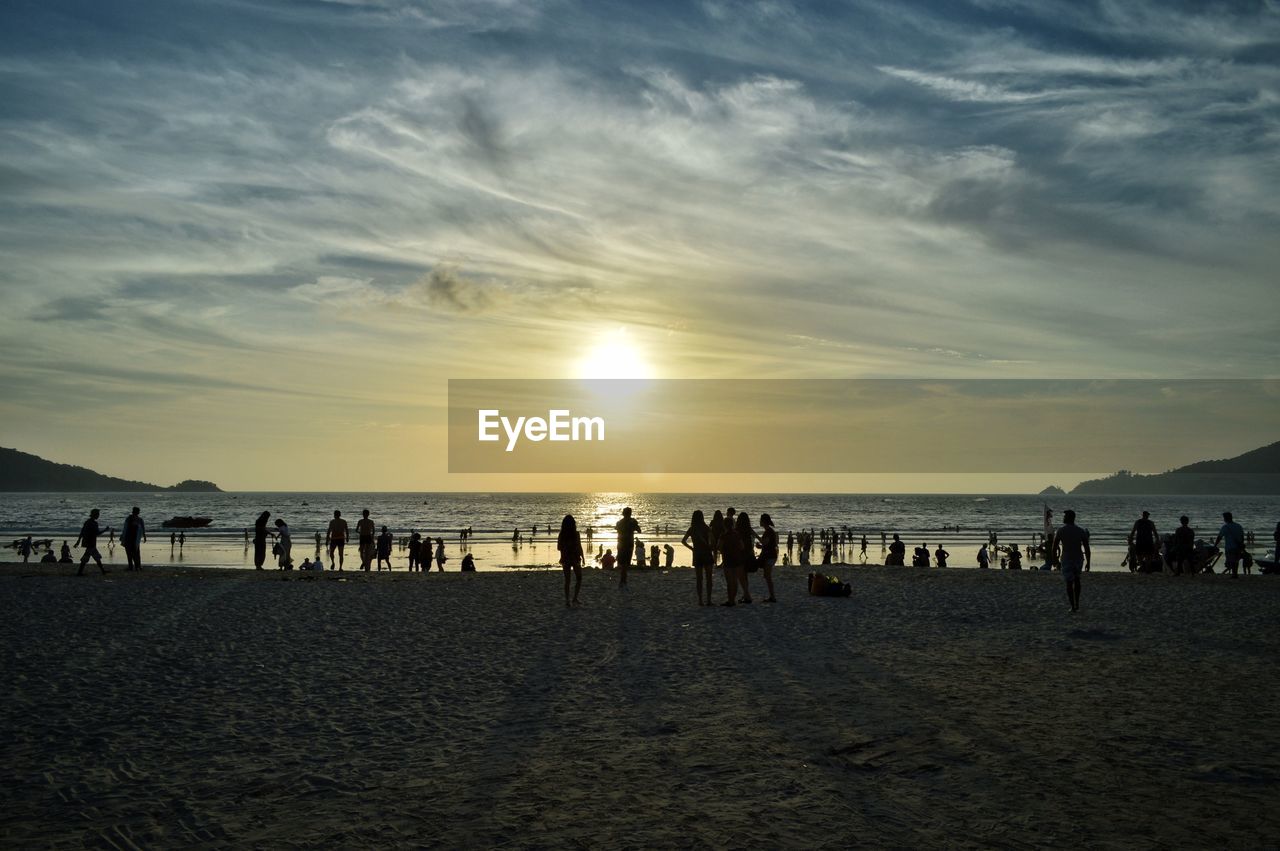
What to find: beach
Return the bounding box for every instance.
[2,563,1278,849]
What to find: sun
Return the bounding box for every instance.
[575,330,654,379]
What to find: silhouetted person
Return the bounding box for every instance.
[252,511,271,570]
[1127,510,1158,572]
[735,512,758,604]
[377,526,393,571]
[558,514,584,606]
[1215,512,1245,577]
[178,531,185,549]
[718,512,744,605]
[682,510,714,606]
[408,532,422,571]
[433,537,446,571]
[18,535,33,563]
[615,507,640,588]
[461,552,476,572]
[327,510,348,570]
[122,506,146,571]
[275,518,292,568]
[1053,509,1090,612]
[59,541,72,563]
[650,543,660,570]
[76,509,109,575]
[860,535,868,563]
[1172,515,1196,575]
[356,509,376,571]
[758,513,779,603]
[978,542,990,569]
[934,544,949,568]
[601,548,616,571]
[886,534,905,566]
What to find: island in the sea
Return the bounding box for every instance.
[0,448,222,492]
[1071,440,1280,495]
[1038,485,1067,497]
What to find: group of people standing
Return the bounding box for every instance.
[558,506,780,607]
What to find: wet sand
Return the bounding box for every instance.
[2,563,1278,848]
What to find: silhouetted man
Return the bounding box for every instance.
[327,510,348,570]
[1053,509,1091,612]
[75,509,110,575]
[615,507,640,588]
[1214,511,1245,577]
[121,506,146,571]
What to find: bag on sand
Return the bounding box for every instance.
[808,572,852,598]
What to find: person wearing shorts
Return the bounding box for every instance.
[1215,511,1245,577]
[1053,510,1091,613]
[75,508,110,575]
[326,510,348,570]
[615,507,640,588]
[356,509,376,571]
[1127,511,1158,572]
[682,510,715,606]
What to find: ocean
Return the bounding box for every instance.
[3,492,1276,572]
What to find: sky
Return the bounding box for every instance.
[1,0,1277,491]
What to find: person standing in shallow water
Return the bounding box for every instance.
[557,514,584,606]
[682,510,715,606]
[1053,509,1090,613]
[121,507,146,571]
[615,507,640,589]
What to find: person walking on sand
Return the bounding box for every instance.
[18,535,33,563]
[433,537,447,571]
[121,507,146,571]
[1214,512,1246,577]
[327,510,349,570]
[615,507,640,589]
[252,511,271,570]
[274,518,293,569]
[682,510,715,606]
[557,514,585,606]
[1053,509,1090,613]
[860,535,868,563]
[758,513,779,603]
[75,509,111,575]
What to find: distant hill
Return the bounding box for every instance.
[0,448,222,492]
[1039,485,1067,497]
[1071,440,1280,495]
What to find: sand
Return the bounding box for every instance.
[1,562,1278,849]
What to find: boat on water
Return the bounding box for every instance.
[161,516,213,529]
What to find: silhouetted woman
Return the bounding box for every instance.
[682,510,714,606]
[253,511,271,570]
[736,512,759,604]
[718,513,743,606]
[558,514,584,606]
[758,513,779,603]
[710,510,725,568]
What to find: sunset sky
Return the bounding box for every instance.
[1,1,1277,491]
